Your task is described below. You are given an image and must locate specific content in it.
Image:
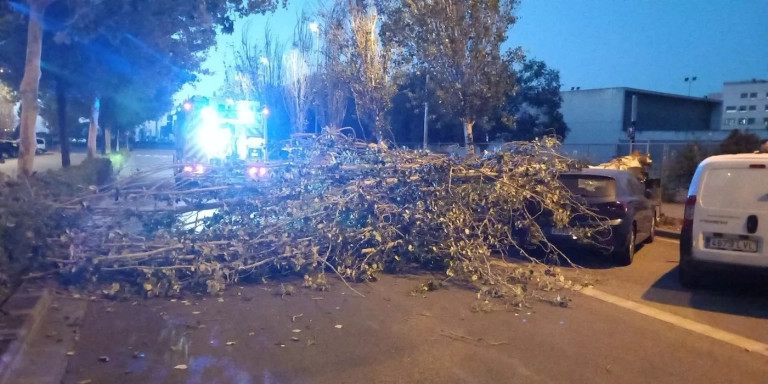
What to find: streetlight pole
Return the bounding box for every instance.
[684,76,698,96]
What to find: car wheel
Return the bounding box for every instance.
[613,226,635,266]
[647,217,655,244]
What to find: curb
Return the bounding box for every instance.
[655,228,681,240]
[0,286,51,384]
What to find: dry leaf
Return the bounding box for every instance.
[226,341,237,346]
[174,364,188,370]
[334,324,343,329]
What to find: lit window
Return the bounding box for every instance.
[749,92,758,98]
[740,93,748,98]
[725,106,736,112]
[724,118,736,126]
[749,105,757,111]
[738,105,747,112]
[738,118,748,125]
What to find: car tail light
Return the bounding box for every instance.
[682,195,696,230]
[603,201,627,216]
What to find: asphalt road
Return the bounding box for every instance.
[0,149,175,179]
[7,150,768,383]
[51,239,768,384]
[0,151,88,176]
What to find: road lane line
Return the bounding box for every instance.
[580,286,768,358]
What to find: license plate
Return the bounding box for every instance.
[551,227,571,236]
[706,237,758,253]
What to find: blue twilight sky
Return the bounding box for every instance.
[181,0,768,101]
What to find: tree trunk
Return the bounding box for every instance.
[17,2,49,177]
[56,77,70,167]
[463,119,476,157]
[115,130,120,151]
[87,97,99,158]
[104,126,111,154]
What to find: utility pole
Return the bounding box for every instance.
[423,74,429,151]
[628,94,637,155]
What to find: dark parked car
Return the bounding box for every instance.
[0,140,19,159]
[544,168,656,265]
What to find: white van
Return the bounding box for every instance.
[36,137,46,154]
[679,154,768,287]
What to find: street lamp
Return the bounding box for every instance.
[684,76,697,96]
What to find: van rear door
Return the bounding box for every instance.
[692,161,768,265]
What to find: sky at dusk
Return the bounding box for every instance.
[181,0,768,101]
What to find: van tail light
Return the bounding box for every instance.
[682,195,696,230]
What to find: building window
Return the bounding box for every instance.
[749,92,758,98]
[765,105,768,112]
[725,106,737,112]
[740,92,748,98]
[738,105,747,112]
[749,105,757,111]
[764,118,768,128]
[724,118,736,126]
[747,118,756,125]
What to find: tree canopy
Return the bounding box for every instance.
[377,0,518,155]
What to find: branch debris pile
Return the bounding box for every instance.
[50,130,607,303]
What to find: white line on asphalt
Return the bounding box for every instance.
[580,287,768,358]
[655,237,679,244]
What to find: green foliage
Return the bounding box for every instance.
[488,56,569,142]
[663,142,707,200]
[719,129,762,155]
[50,131,602,304]
[0,157,112,301]
[377,0,518,153]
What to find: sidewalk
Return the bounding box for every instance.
[660,203,684,220]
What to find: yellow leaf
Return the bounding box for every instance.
[143,283,153,291]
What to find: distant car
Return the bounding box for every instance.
[679,154,768,287]
[0,140,19,159]
[542,168,656,265]
[36,138,46,154]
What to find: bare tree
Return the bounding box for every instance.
[343,3,399,143]
[313,1,349,130]
[282,16,315,134]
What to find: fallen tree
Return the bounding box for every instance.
[42,129,607,305]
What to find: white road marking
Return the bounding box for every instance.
[655,237,679,244]
[580,287,768,358]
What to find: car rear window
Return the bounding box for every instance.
[559,175,616,199]
[700,168,768,210]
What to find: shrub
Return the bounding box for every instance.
[719,129,761,155]
[662,142,707,201]
[0,157,113,301]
